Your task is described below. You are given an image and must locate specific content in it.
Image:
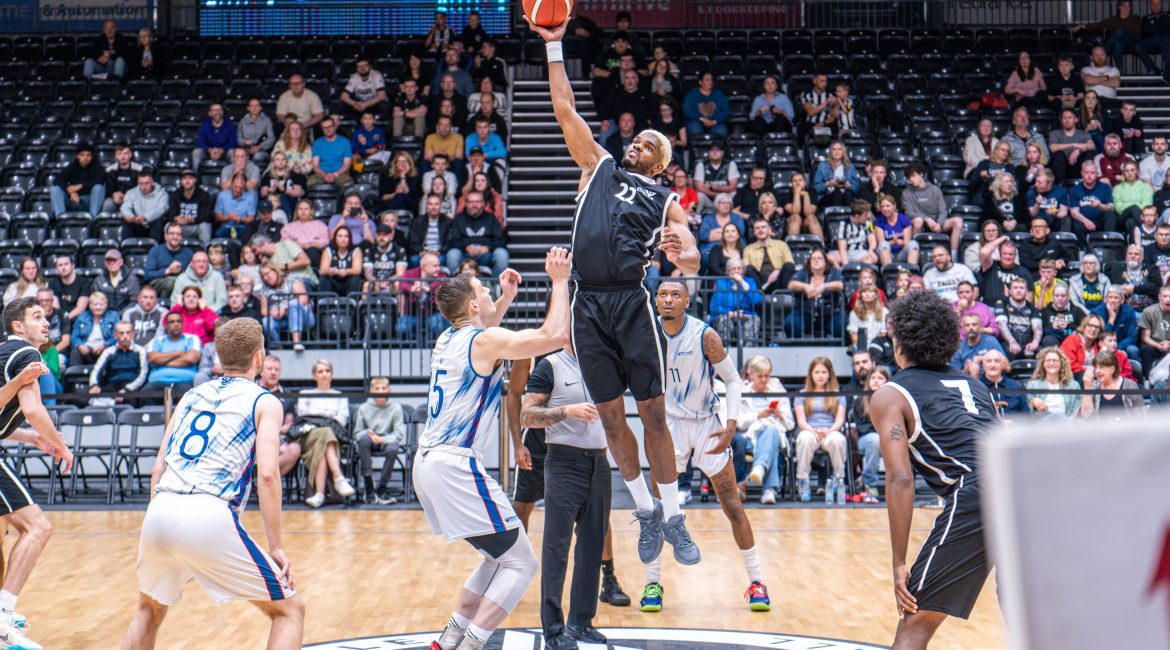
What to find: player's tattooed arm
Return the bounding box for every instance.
[889,424,906,442]
[701,327,728,365]
[520,392,565,428]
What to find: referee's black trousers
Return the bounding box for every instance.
[540,443,611,637]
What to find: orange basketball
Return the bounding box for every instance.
[523,0,572,28]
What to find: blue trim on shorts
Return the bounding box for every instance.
[230,510,285,601]
[469,458,506,533]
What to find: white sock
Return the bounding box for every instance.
[450,612,471,630]
[644,555,663,583]
[740,546,763,583]
[624,475,654,512]
[658,481,681,519]
[0,590,16,614]
[467,623,492,643]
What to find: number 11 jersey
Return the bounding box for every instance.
[157,377,272,511]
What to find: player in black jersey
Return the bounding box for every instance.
[871,291,998,649]
[527,17,702,567]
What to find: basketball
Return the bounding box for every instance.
[523,0,571,28]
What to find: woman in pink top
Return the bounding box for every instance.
[280,198,330,266]
[1004,50,1046,112]
[170,285,218,345]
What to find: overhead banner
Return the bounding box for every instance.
[0,0,151,33]
[575,0,800,29]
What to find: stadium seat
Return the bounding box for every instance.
[1088,232,1126,264]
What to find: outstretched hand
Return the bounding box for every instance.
[498,268,522,300]
[545,247,572,282]
[660,229,684,262]
[523,15,569,43]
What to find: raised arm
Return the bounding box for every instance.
[663,200,700,275]
[484,269,521,329]
[871,384,919,617]
[525,18,607,187]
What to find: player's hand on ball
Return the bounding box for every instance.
[565,403,599,423]
[16,362,47,386]
[545,246,572,282]
[499,268,522,299]
[660,229,684,261]
[892,563,918,617]
[271,547,296,591]
[523,15,568,42]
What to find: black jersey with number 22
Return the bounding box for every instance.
[571,156,678,285]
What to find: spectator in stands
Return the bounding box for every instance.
[207,242,236,285]
[1019,218,1074,274]
[237,97,275,157]
[649,101,686,155]
[213,173,257,240]
[468,77,506,118]
[51,142,105,217]
[683,71,730,138]
[87,320,147,402]
[397,252,449,339]
[219,147,261,191]
[1026,347,1079,418]
[1134,0,1170,82]
[318,225,364,297]
[829,199,878,267]
[309,117,354,188]
[600,69,653,139]
[693,142,739,210]
[1143,138,1170,188]
[378,152,422,214]
[1095,133,1133,186]
[967,140,1016,202]
[1146,222,1170,274]
[698,193,746,266]
[280,199,329,268]
[166,168,212,242]
[1045,56,1086,114]
[1004,51,1047,112]
[446,191,508,275]
[90,248,137,314]
[350,112,389,173]
[465,116,507,164]
[968,349,1027,419]
[1093,285,1141,362]
[1002,107,1049,165]
[1017,143,1050,195]
[1070,253,1111,312]
[965,219,1001,270]
[952,312,1006,375]
[171,251,228,312]
[428,114,467,169]
[1082,45,1122,103]
[252,355,299,476]
[1119,243,1160,312]
[425,174,456,221]
[981,173,1026,233]
[422,153,458,203]
[462,140,502,192]
[1059,313,1105,376]
[1026,169,1070,234]
[471,36,507,87]
[648,52,679,102]
[749,75,794,135]
[122,284,164,346]
[170,285,217,346]
[120,168,168,241]
[1081,91,1109,152]
[954,281,998,338]
[996,277,1042,360]
[390,78,428,138]
[708,257,762,342]
[276,74,325,131]
[49,254,91,321]
[604,112,637,161]
[339,57,389,119]
[1068,161,1117,241]
[252,231,318,289]
[102,142,142,214]
[260,152,307,218]
[1136,204,1160,251]
[1073,0,1140,68]
[433,47,473,98]
[273,120,314,176]
[459,172,504,228]
[193,103,236,170]
[848,285,886,351]
[1115,101,1146,155]
[1140,283,1170,373]
[875,193,920,265]
[826,81,857,135]
[328,193,376,248]
[466,91,508,141]
[784,172,822,238]
[409,194,454,266]
[857,159,899,209]
[221,282,262,323]
[798,74,834,142]
[707,224,743,277]
[743,218,795,293]
[2,258,44,307]
[350,376,404,504]
[423,9,452,52]
[963,118,1000,178]
[126,26,164,80]
[1040,282,1087,346]
[786,248,844,339]
[257,263,313,352]
[793,356,847,503]
[142,311,200,396]
[924,245,976,304]
[83,19,127,79]
[732,168,769,222]
[590,31,639,102]
[293,359,356,507]
[38,288,70,373]
[363,223,408,293]
[904,161,963,249]
[670,168,702,224]
[813,140,860,209]
[847,365,888,502]
[1113,163,1153,233]
[738,355,793,505]
[428,74,468,131]
[1079,349,1143,418]
[70,290,118,365]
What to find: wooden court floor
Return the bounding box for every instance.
[16,507,1001,649]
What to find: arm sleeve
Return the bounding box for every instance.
[525,358,554,395]
[712,356,741,423]
[125,347,149,391]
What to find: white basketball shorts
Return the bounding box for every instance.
[413,446,521,542]
[137,492,294,605]
[668,413,731,478]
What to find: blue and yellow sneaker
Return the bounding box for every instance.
[745,581,771,611]
[639,582,664,612]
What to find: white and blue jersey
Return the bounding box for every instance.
[156,376,271,512]
[419,325,505,456]
[661,315,719,420]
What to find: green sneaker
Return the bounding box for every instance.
[639,582,664,612]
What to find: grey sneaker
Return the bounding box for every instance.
[662,513,701,565]
[633,499,665,564]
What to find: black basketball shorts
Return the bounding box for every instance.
[511,427,547,504]
[0,452,35,515]
[571,283,667,404]
[909,474,992,620]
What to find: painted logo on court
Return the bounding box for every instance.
[305,627,886,649]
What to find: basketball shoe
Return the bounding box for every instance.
[0,615,41,650]
[632,499,664,563]
[639,582,663,612]
[745,581,771,612]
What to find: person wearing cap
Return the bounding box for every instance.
[693,141,740,211]
[253,197,285,242]
[683,70,731,138]
[171,251,229,312]
[465,114,507,163]
[51,142,106,217]
[92,248,141,313]
[166,168,213,242]
[364,221,408,293]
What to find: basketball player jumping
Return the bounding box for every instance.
[527,17,704,567]
[644,281,770,613]
[123,318,303,650]
[0,297,76,650]
[871,291,997,649]
[415,248,572,650]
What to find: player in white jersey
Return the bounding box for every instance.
[416,247,572,650]
[643,280,772,612]
[122,318,303,650]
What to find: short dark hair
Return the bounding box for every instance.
[904,162,926,178]
[888,292,960,368]
[433,152,449,163]
[851,199,872,216]
[474,114,491,126]
[434,274,478,322]
[3,298,39,336]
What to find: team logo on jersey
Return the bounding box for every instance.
[305,627,885,649]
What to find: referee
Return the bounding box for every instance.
[521,342,611,649]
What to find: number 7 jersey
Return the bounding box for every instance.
[156,377,273,511]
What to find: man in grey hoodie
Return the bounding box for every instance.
[354,375,406,504]
[901,162,963,255]
[120,168,169,240]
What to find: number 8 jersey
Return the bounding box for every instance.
[156,377,273,511]
[419,326,505,456]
